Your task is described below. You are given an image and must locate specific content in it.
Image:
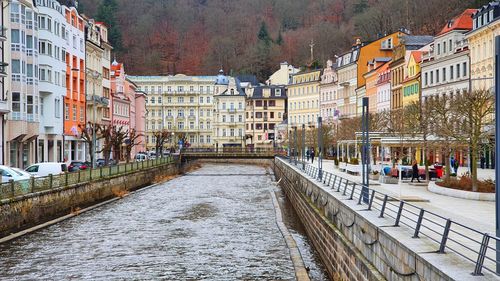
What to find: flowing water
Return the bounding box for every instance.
[0,163,328,280]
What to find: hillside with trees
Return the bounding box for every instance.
[77,0,491,81]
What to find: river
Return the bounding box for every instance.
[0,163,327,280]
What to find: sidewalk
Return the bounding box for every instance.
[306,159,495,234]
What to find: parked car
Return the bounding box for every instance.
[147,151,156,160]
[25,162,68,177]
[0,165,31,183]
[134,153,148,162]
[96,159,117,167]
[68,161,88,172]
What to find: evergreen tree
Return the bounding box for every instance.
[95,0,123,52]
[257,21,272,45]
[353,0,369,14]
[276,29,283,45]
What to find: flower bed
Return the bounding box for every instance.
[435,176,494,193]
[429,181,494,201]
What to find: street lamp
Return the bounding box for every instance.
[86,69,102,168]
[302,123,306,170]
[317,117,323,181]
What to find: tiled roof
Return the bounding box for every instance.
[410,51,423,63]
[437,9,476,36]
[402,35,434,46]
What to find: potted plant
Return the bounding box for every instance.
[369,170,380,180]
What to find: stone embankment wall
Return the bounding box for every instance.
[0,162,180,238]
[273,158,454,281]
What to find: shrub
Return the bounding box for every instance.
[436,175,495,193]
[350,158,359,165]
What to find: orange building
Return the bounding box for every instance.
[364,58,391,113]
[63,6,87,162]
[357,31,407,88]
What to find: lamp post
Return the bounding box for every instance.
[86,69,102,169]
[302,123,306,170]
[288,129,292,162]
[317,117,323,181]
[293,125,298,165]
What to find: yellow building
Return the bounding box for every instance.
[287,69,321,128]
[402,51,423,106]
[467,4,499,92]
[128,74,217,151]
[245,85,286,147]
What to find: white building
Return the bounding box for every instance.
[320,60,338,125]
[0,0,10,165]
[6,0,39,168]
[36,0,66,162]
[213,70,246,149]
[421,9,475,100]
[266,62,299,86]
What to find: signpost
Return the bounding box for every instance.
[361,97,370,203]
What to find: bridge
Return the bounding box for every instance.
[180,148,285,159]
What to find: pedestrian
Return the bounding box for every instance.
[454,159,459,176]
[306,148,310,162]
[310,148,316,164]
[450,157,456,174]
[411,159,420,183]
[480,155,485,169]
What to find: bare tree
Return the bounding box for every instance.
[125,129,144,163]
[78,122,103,165]
[153,130,171,156]
[454,89,494,191]
[111,126,129,162]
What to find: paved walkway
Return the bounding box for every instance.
[304,159,495,234]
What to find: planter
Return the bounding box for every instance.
[428,181,495,201]
[379,176,399,184]
[369,174,380,181]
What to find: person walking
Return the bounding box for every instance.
[310,148,316,164]
[411,159,420,183]
[306,148,310,162]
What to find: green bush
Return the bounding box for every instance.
[350,158,359,165]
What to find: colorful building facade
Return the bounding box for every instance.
[287,69,321,127]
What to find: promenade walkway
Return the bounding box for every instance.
[305,159,495,234]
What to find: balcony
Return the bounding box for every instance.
[0,26,6,41]
[227,108,236,113]
[0,62,7,77]
[0,99,9,114]
[188,115,196,120]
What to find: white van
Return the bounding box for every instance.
[134,153,148,162]
[25,162,68,177]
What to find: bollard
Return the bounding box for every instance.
[10,180,14,197]
[31,176,35,193]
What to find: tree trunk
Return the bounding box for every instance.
[444,147,451,180]
[471,144,479,192]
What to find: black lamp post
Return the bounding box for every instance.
[294,126,298,166]
[288,129,292,163]
[302,123,306,170]
[318,117,323,181]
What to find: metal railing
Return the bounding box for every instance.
[0,156,174,201]
[280,157,500,277]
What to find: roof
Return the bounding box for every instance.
[249,86,286,99]
[410,51,423,63]
[402,35,434,47]
[236,75,259,86]
[437,9,475,36]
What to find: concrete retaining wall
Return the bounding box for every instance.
[273,158,462,281]
[428,181,495,201]
[0,162,180,238]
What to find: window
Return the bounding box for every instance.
[450,65,454,80]
[200,97,203,103]
[238,115,242,122]
[72,105,77,121]
[463,62,467,77]
[11,29,20,43]
[158,97,162,104]
[190,97,194,103]
[442,67,446,81]
[12,92,20,113]
[207,97,211,103]
[167,97,172,103]
[65,104,69,120]
[222,115,226,122]
[424,72,428,86]
[437,43,440,55]
[11,60,20,73]
[178,109,184,117]
[190,122,194,129]
[449,39,453,52]
[207,122,211,129]
[443,41,446,53]
[178,97,184,103]
[436,69,440,83]
[456,63,460,78]
[80,107,84,122]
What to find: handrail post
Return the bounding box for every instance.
[78,170,81,182]
[368,189,375,210]
[394,201,405,226]
[100,166,103,178]
[380,194,388,218]
[413,209,425,238]
[10,179,14,197]
[349,183,356,200]
[49,174,53,189]
[332,175,337,189]
[473,233,490,276]
[357,185,363,204]
[65,172,68,187]
[31,176,36,192]
[343,180,348,196]
[439,219,452,253]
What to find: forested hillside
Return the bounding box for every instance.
[77,0,491,80]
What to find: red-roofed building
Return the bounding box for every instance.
[421,8,475,102]
[110,59,146,160]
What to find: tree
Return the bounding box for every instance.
[257,21,272,45]
[153,130,171,156]
[95,0,123,52]
[78,122,103,165]
[124,129,144,163]
[454,89,494,191]
[110,126,129,162]
[276,29,284,45]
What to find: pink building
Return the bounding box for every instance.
[320,60,338,126]
[110,59,146,159]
